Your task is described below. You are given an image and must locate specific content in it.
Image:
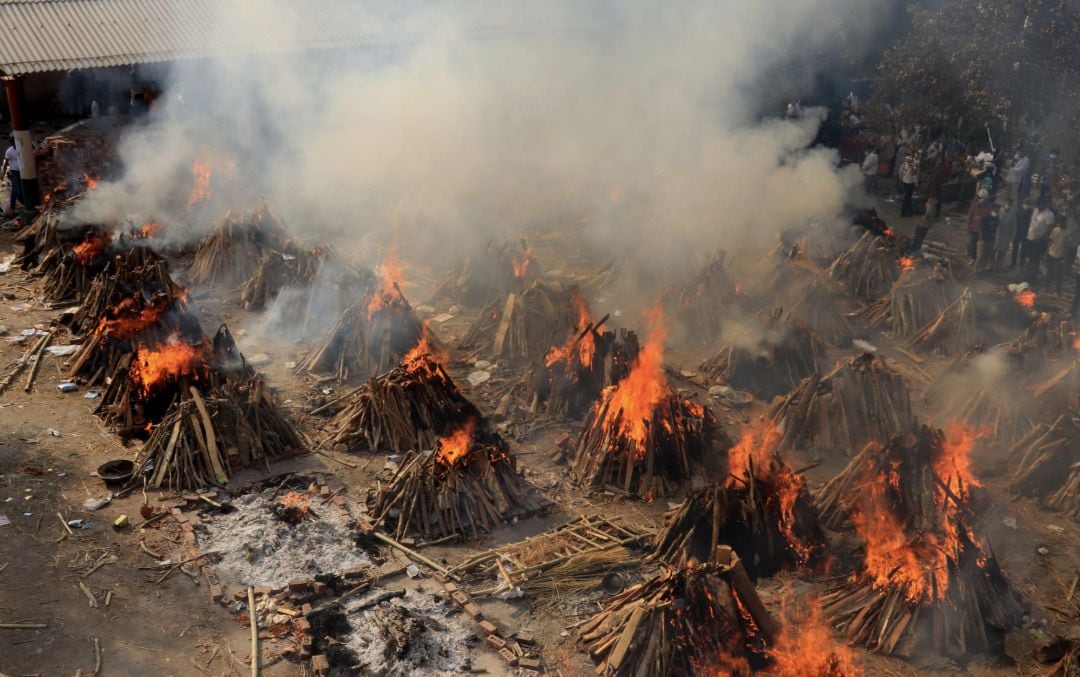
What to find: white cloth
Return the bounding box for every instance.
[5,145,20,173]
[1048,226,1068,259]
[1029,208,1056,241]
[899,160,918,185]
[861,152,878,176]
[1005,156,1029,184]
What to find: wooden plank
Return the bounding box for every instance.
[607,606,645,670]
[492,293,516,357]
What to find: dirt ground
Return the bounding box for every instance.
[1,190,1078,676]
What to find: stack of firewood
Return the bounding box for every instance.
[320,354,479,454]
[576,560,774,675]
[909,287,980,355]
[816,425,1026,656]
[187,207,290,286]
[297,285,424,381]
[660,251,737,343]
[1009,414,1080,519]
[699,310,824,399]
[239,244,373,313]
[784,279,855,346]
[855,260,959,338]
[571,393,723,500]
[67,248,179,336]
[768,353,914,455]
[457,281,584,364]
[368,424,545,540]
[827,231,903,301]
[428,239,538,306]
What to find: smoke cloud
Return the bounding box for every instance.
[72,0,889,286]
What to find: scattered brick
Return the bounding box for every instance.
[515,630,536,644]
[478,620,498,635]
[233,590,247,602]
[312,581,328,597]
[310,654,330,673]
[519,656,541,670]
[433,572,449,584]
[294,618,312,634]
[343,566,366,580]
[209,584,223,603]
[463,603,483,620]
[319,485,330,498]
[486,635,507,650]
[254,586,272,597]
[288,581,310,593]
[442,582,458,594]
[331,495,347,507]
[507,640,524,657]
[497,647,518,666]
[451,591,470,606]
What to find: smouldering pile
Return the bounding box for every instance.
[428,239,538,306]
[659,250,737,343]
[827,231,904,301]
[699,310,824,399]
[784,279,854,346]
[368,423,544,540]
[817,425,1025,656]
[855,259,958,338]
[457,281,586,364]
[239,244,372,314]
[187,206,289,286]
[769,353,914,455]
[321,351,479,455]
[653,423,824,577]
[1010,414,1080,519]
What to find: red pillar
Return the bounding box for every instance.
[3,76,41,208]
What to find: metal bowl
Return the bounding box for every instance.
[96,458,134,483]
[723,389,754,407]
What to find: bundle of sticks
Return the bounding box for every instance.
[320,353,479,454]
[239,244,373,312]
[699,310,824,399]
[1009,414,1080,519]
[14,195,75,269]
[924,345,1037,446]
[826,231,903,301]
[768,353,914,455]
[817,425,1026,656]
[652,474,824,578]
[427,239,538,306]
[571,393,722,500]
[909,287,981,355]
[67,247,179,336]
[368,424,544,540]
[297,285,424,381]
[187,206,290,286]
[576,559,774,675]
[457,281,584,364]
[783,278,855,346]
[659,250,737,343]
[855,260,958,338]
[30,224,114,302]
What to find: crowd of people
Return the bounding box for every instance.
[842,99,1077,314]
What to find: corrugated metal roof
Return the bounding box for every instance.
[0,0,580,75]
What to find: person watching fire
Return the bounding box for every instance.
[2,134,22,216]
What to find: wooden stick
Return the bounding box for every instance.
[57,512,74,536]
[373,531,459,580]
[0,622,47,629]
[23,331,52,392]
[92,636,101,676]
[247,585,260,677]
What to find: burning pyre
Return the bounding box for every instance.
[428,239,540,306]
[240,244,373,314]
[320,341,478,455]
[570,309,726,500]
[699,310,825,400]
[297,253,424,380]
[458,281,586,364]
[768,353,914,457]
[816,425,1025,657]
[855,259,958,338]
[67,247,180,336]
[826,231,904,301]
[659,250,738,343]
[187,206,290,286]
[653,422,824,577]
[367,420,546,540]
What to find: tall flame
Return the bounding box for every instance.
[73,231,110,265]
[543,291,596,368]
[130,335,206,397]
[770,599,861,676]
[595,305,667,460]
[436,419,476,466]
[402,321,448,373]
[513,245,535,279]
[367,244,407,319]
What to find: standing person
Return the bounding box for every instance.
[1026,200,1056,286]
[1,135,22,216]
[861,147,879,195]
[1012,199,1034,269]
[1003,149,1030,205]
[899,155,918,217]
[994,197,1016,269]
[967,190,993,263]
[1046,220,1069,294]
[975,203,1000,273]
[908,195,937,253]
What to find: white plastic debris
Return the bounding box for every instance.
[1002,516,1018,530]
[405,564,421,579]
[83,497,111,511]
[467,370,491,386]
[431,313,454,323]
[57,382,78,393]
[852,339,878,353]
[495,587,524,600]
[47,428,61,437]
[247,353,272,367]
[0,255,13,273]
[46,345,79,356]
[474,360,492,370]
[84,390,101,399]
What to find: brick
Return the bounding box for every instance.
[301,603,313,615]
[515,630,536,644]
[294,618,312,634]
[312,581,328,597]
[343,566,366,580]
[497,647,518,666]
[433,572,449,584]
[234,590,247,602]
[451,591,470,606]
[300,635,313,658]
[358,520,374,535]
[442,582,458,594]
[310,654,330,673]
[180,522,195,534]
[478,620,498,635]
[331,495,347,507]
[463,603,483,620]
[519,656,541,670]
[289,581,310,593]
[486,635,507,650]
[169,507,187,523]
[209,584,223,602]
[507,640,523,657]
[319,485,331,497]
[254,586,273,597]
[519,669,541,677]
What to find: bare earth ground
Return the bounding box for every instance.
[0,192,1078,676]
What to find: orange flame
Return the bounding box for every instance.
[436,419,476,466]
[186,146,235,207]
[138,222,162,239]
[898,256,916,272]
[279,491,311,514]
[770,600,861,676]
[934,422,984,500]
[402,322,448,372]
[513,245,535,279]
[543,291,596,368]
[82,173,99,191]
[130,335,207,397]
[73,231,110,265]
[1014,289,1036,309]
[367,245,407,319]
[727,420,783,481]
[1073,336,1080,351]
[594,305,667,460]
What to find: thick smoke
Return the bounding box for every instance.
[73,0,887,280]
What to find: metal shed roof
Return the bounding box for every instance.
[0,0,573,75]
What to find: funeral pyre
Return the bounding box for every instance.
[827,231,904,301]
[297,251,424,380]
[428,239,540,306]
[577,555,857,676]
[569,309,727,500]
[319,339,479,455]
[699,310,825,400]
[187,205,290,286]
[240,243,374,322]
[653,421,824,577]
[1009,414,1080,520]
[855,258,958,338]
[458,281,586,364]
[768,353,914,456]
[367,420,546,540]
[751,256,854,346]
[816,425,1025,657]
[659,250,737,343]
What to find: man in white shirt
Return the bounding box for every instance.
[861,148,879,194]
[1003,151,1030,204]
[899,155,918,217]
[2,135,22,215]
